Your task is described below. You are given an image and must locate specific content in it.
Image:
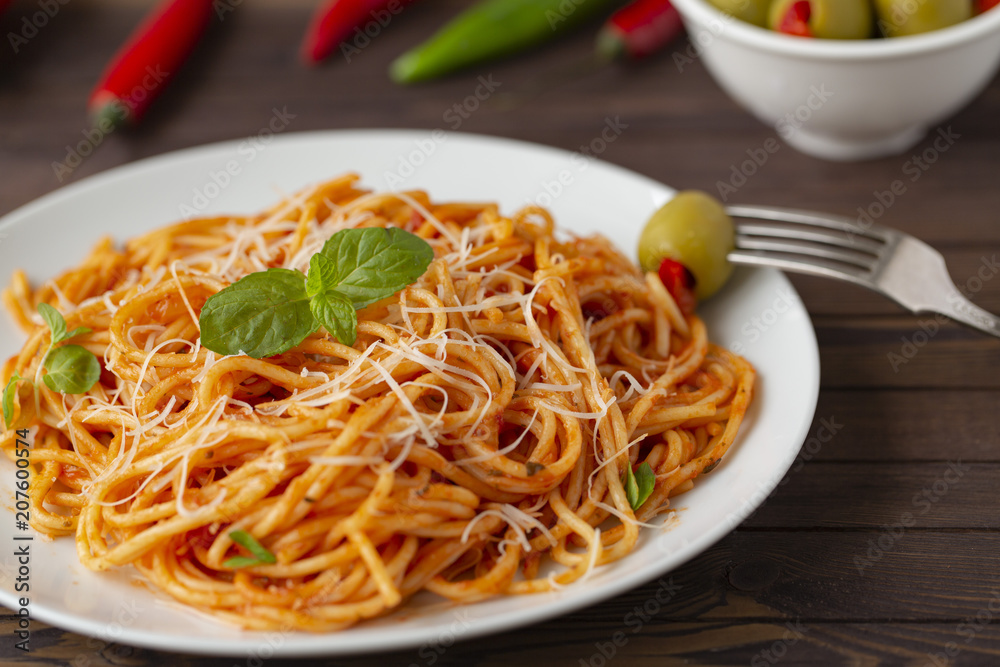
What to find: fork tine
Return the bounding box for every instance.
[734,236,878,271]
[728,249,875,286]
[736,222,885,256]
[726,204,890,243]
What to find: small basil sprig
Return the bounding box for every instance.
[3,305,102,428]
[200,227,434,358]
[622,462,656,511]
[37,303,100,395]
[38,302,91,346]
[223,529,276,569]
[2,372,22,429]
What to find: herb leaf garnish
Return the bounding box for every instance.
[622,462,656,511]
[316,227,435,309]
[305,252,339,298]
[199,227,434,357]
[37,304,100,395]
[310,291,358,346]
[199,268,317,358]
[38,302,91,345]
[42,345,100,394]
[2,372,22,428]
[223,529,276,569]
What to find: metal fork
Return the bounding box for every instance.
[726,205,1000,339]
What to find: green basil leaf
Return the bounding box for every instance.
[42,345,100,394]
[309,291,357,346]
[199,269,317,358]
[622,463,639,510]
[228,530,276,564]
[634,462,656,510]
[526,461,545,477]
[222,556,264,569]
[305,252,338,298]
[37,303,67,343]
[3,372,22,429]
[317,227,434,309]
[38,303,90,345]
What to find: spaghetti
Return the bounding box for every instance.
[1,175,754,631]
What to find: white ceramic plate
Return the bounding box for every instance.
[0,130,819,657]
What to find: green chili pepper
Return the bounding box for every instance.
[390,0,625,83]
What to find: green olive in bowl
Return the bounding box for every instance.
[706,0,771,27]
[769,0,875,39]
[874,0,973,37]
[637,191,735,300]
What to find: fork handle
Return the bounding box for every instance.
[923,292,1000,340]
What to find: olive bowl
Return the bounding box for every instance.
[670,0,1000,161]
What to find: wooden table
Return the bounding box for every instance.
[2,2,999,665]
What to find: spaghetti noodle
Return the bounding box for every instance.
[1,175,754,631]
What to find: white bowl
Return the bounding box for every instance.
[669,0,1000,161]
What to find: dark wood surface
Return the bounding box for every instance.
[2,1,1000,665]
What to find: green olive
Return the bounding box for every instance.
[706,0,772,27]
[637,191,735,300]
[769,0,875,39]
[874,0,972,37]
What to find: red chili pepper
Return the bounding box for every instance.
[88,0,215,128]
[597,0,683,61]
[657,258,697,316]
[301,0,417,66]
[775,1,813,37]
[978,0,1000,13]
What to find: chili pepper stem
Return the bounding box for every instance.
[596,28,627,61]
[88,96,130,132]
[389,51,423,84]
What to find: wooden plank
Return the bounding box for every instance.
[3,618,1000,666]
[814,318,1000,388]
[743,462,996,529]
[810,390,1000,461]
[615,532,1000,623]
